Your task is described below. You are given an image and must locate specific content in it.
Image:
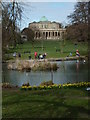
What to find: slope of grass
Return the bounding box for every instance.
[2,87,90,119]
[6,40,88,60]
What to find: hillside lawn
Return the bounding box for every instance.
[2,87,90,119]
[5,40,88,60]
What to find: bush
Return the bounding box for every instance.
[52,63,58,71]
[40,80,54,86]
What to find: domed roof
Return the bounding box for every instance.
[40,16,48,22]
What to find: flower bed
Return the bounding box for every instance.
[20,82,90,91]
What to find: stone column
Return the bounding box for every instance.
[56,32,57,36]
[34,32,35,39]
[54,32,55,39]
[55,32,56,39]
[48,32,49,38]
[49,32,51,39]
[60,31,62,39]
[58,32,60,39]
[51,32,52,37]
[36,32,37,39]
[37,32,38,39]
[56,31,58,39]
[42,32,44,39]
[45,32,46,39]
[44,32,46,39]
[57,31,58,39]
[39,32,41,38]
[37,32,39,39]
[54,32,56,39]
[52,31,53,39]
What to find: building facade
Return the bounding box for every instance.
[29,16,66,40]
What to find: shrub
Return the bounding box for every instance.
[32,85,37,90]
[27,86,32,90]
[52,63,58,71]
[40,80,54,86]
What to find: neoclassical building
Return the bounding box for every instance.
[29,16,66,40]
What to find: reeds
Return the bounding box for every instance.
[8,60,58,71]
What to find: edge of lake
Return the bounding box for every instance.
[2,55,87,63]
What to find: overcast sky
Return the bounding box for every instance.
[20,2,76,30]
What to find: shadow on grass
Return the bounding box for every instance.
[2,88,90,119]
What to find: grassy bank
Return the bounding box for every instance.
[2,87,90,119]
[5,40,88,60]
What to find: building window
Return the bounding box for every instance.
[53,25,56,29]
[45,25,48,28]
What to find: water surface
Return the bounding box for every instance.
[2,61,89,86]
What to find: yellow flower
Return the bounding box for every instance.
[24,86,27,88]
[28,86,32,88]
[33,85,37,88]
[22,86,25,88]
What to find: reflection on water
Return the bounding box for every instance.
[2,61,88,86]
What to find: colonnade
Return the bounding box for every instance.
[35,31,63,39]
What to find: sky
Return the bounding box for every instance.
[20,2,76,30]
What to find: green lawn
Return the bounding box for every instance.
[2,87,90,119]
[6,40,88,60]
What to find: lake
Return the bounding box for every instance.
[2,60,89,87]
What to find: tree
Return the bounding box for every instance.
[1,1,22,61]
[67,2,89,42]
[2,2,22,48]
[21,28,35,47]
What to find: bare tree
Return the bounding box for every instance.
[66,2,89,42]
[2,1,22,48]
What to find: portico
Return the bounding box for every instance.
[29,16,66,40]
[35,30,64,40]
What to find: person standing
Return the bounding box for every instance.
[34,52,37,59]
[76,50,80,57]
[76,49,80,63]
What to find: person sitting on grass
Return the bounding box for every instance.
[13,52,16,58]
[39,54,43,59]
[38,54,41,59]
[29,55,31,60]
[18,53,21,58]
[69,52,72,57]
[43,53,47,59]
